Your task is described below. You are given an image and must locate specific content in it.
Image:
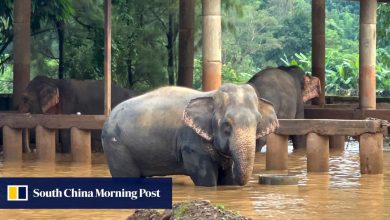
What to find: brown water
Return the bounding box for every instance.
[0,141,388,220]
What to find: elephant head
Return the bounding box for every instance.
[278,66,321,102]
[18,75,60,114]
[183,84,278,185]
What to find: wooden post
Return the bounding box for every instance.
[306,133,329,172]
[12,0,31,108]
[177,0,195,88]
[329,135,345,151]
[104,0,112,115]
[36,125,56,162]
[3,126,22,161]
[202,0,221,91]
[71,127,91,163]
[359,0,377,110]
[266,134,288,171]
[311,0,326,106]
[359,133,383,174]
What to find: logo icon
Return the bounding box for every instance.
[7,185,28,201]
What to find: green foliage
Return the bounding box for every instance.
[0,65,12,93]
[216,203,225,211]
[377,4,390,50]
[111,0,174,90]
[193,58,252,90]
[175,203,189,220]
[0,0,389,96]
[281,52,311,73]
[325,50,359,96]
[0,0,74,76]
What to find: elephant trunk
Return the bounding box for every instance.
[230,127,256,186]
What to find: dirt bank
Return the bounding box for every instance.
[127,200,250,220]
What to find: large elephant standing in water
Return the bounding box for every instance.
[102,84,278,186]
[18,75,139,152]
[248,66,321,150]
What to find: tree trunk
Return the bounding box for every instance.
[56,21,65,79]
[167,13,175,85]
[12,0,31,109]
[177,0,195,88]
[127,59,134,87]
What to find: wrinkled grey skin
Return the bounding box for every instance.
[18,75,139,153]
[248,66,321,151]
[102,84,278,187]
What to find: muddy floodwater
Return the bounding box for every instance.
[1,141,389,220]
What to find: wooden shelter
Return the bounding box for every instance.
[2,0,390,175]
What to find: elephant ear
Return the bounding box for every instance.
[303,76,321,102]
[256,98,279,138]
[39,85,60,113]
[183,97,214,141]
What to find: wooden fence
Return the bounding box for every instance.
[0,113,105,163]
[0,114,388,174]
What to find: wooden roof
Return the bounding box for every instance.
[351,0,390,2]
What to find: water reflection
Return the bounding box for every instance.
[1,142,390,219]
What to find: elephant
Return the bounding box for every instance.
[102,84,278,186]
[18,75,139,153]
[248,65,321,151]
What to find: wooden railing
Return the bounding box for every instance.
[0,113,106,163]
[270,118,389,175]
[0,114,388,174]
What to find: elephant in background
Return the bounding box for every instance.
[18,75,139,153]
[102,84,278,186]
[248,66,321,150]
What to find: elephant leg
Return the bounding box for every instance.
[256,137,266,152]
[91,130,103,152]
[102,139,140,177]
[181,146,218,186]
[59,129,71,153]
[292,135,306,150]
[22,128,31,153]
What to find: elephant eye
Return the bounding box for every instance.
[222,121,232,136]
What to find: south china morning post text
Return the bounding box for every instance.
[32,188,159,200]
[0,177,172,209]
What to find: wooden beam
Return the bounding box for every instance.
[36,125,56,162]
[311,0,326,106]
[0,114,106,129]
[2,126,22,161]
[305,108,390,122]
[177,0,195,88]
[306,133,329,172]
[276,119,387,136]
[266,134,288,171]
[104,0,112,115]
[71,127,91,163]
[1,114,387,136]
[304,108,360,119]
[360,133,383,174]
[202,0,221,91]
[325,96,390,103]
[12,0,31,108]
[359,0,377,110]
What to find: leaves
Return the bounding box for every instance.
[0,0,389,96]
